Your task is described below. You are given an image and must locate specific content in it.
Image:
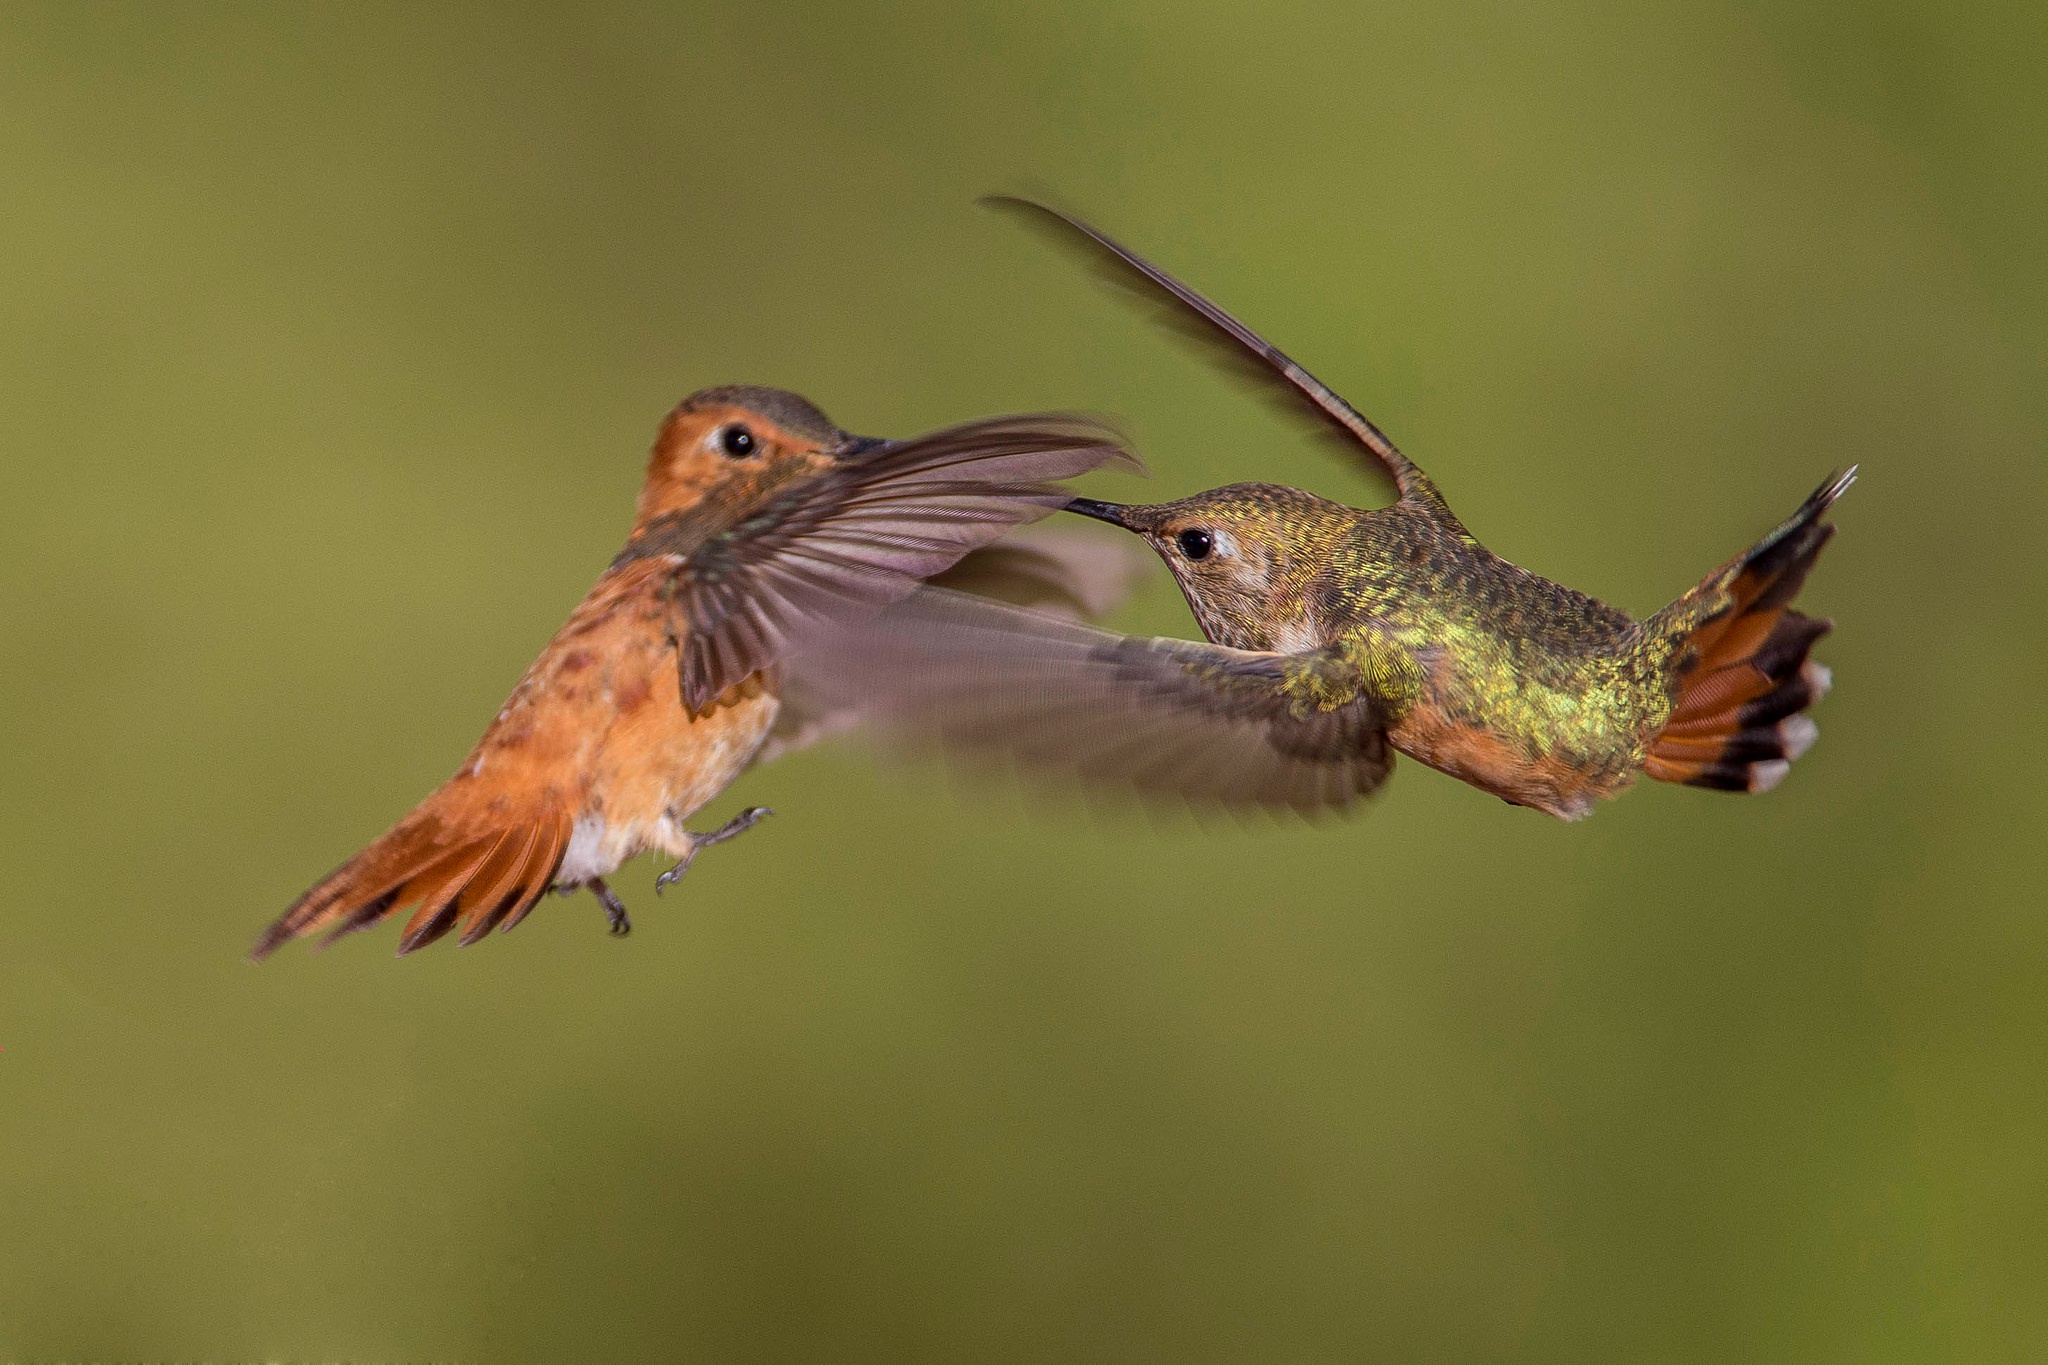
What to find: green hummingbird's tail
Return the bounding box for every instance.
[1641,468,1855,793]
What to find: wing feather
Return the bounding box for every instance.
[788,587,1397,813]
[635,413,1137,713]
[984,196,1439,507]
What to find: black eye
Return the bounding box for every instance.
[1176,528,1214,561]
[718,424,757,458]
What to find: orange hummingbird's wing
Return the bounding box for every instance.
[754,525,1154,766]
[921,525,1154,622]
[624,413,1141,715]
[788,586,1397,813]
[984,196,1439,508]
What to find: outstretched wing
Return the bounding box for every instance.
[789,586,1399,813]
[986,195,1440,508]
[754,525,1154,766]
[920,524,1152,621]
[614,414,1141,714]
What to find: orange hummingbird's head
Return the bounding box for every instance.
[633,385,884,526]
[1066,482,1353,651]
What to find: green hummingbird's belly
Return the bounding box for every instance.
[1386,631,1668,820]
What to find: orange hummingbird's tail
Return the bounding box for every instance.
[1642,468,1854,793]
[249,801,571,961]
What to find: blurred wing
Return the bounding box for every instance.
[922,524,1154,621]
[789,587,1397,813]
[622,414,1139,714]
[753,526,1154,765]
[986,195,1437,507]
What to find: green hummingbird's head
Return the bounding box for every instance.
[1065,482,1349,651]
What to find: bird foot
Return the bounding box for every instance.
[655,806,773,894]
[585,876,632,937]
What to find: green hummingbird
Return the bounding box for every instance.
[791,199,1852,819]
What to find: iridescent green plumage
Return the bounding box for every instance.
[1062,464,1845,818]
[789,200,1851,818]
[1136,482,1664,764]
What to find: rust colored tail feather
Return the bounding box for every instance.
[1644,467,1854,794]
[250,806,569,961]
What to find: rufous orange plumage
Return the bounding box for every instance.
[252,386,1135,958]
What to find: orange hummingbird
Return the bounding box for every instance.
[252,386,1136,959]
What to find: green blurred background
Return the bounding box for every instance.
[4,3,2044,1360]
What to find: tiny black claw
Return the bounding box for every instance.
[654,806,773,895]
[654,856,694,895]
[587,877,632,938]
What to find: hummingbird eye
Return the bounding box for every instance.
[1176,528,1215,561]
[716,424,757,459]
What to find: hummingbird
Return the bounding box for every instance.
[791,201,1851,818]
[251,385,1137,959]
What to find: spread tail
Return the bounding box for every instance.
[250,802,570,961]
[1643,467,1854,793]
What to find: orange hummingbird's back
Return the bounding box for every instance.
[1642,468,1855,794]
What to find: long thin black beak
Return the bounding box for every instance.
[1065,497,1135,528]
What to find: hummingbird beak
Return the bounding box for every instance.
[832,433,891,460]
[1065,497,1137,529]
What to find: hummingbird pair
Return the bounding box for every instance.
[254,200,1850,959]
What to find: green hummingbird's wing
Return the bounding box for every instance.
[985,195,1441,509]
[613,414,1140,715]
[789,586,1397,813]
